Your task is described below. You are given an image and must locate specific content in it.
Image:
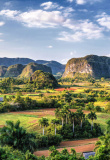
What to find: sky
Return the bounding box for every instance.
[0,0,110,64]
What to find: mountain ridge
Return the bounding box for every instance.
[0,57,65,75]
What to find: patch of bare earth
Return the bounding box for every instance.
[11,108,89,117]
[34,138,98,157]
[0,125,5,128]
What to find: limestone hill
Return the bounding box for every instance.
[30,70,58,89]
[19,62,52,78]
[0,66,7,77]
[63,55,110,79]
[4,64,24,77]
[0,57,65,75]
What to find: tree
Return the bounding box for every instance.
[69,111,76,133]
[88,111,97,130]
[60,108,66,127]
[105,102,110,112]
[38,118,49,135]
[63,105,69,124]
[51,119,60,135]
[55,108,60,119]
[101,77,105,82]
[0,120,37,153]
[76,109,85,128]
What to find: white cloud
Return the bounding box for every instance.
[58,19,103,42]
[76,0,102,5]
[70,51,77,55]
[97,12,110,30]
[0,10,19,19]
[76,0,86,5]
[40,1,59,10]
[0,9,65,28]
[67,0,74,3]
[0,21,5,26]
[0,4,104,42]
[47,45,53,48]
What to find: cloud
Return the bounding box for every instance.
[0,3,104,42]
[76,0,102,5]
[97,12,110,30]
[58,19,103,42]
[0,10,19,19]
[47,45,53,48]
[40,1,59,10]
[0,21,5,26]
[67,0,74,3]
[76,0,85,5]
[70,51,77,55]
[4,1,12,7]
[0,9,65,28]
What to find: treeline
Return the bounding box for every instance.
[0,95,60,113]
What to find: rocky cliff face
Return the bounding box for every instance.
[63,55,110,78]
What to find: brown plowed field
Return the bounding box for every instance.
[34,138,98,157]
[11,108,90,117]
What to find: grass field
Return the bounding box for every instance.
[0,108,109,134]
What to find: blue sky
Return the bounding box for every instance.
[0,0,110,64]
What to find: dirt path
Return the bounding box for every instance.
[34,138,98,157]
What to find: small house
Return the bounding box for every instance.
[83,151,95,159]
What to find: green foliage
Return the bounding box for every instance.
[36,134,62,148]
[0,120,37,153]
[29,70,58,89]
[0,146,38,160]
[47,146,85,160]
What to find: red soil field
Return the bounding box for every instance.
[11,108,90,117]
[0,125,4,128]
[55,88,77,91]
[34,138,98,157]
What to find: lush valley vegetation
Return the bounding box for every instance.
[0,71,110,160]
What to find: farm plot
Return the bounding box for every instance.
[34,138,98,157]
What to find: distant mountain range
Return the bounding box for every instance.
[0,62,52,78]
[0,57,65,75]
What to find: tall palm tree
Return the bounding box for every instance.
[88,111,97,130]
[76,109,85,128]
[69,111,76,133]
[63,105,69,124]
[51,119,60,135]
[55,108,60,119]
[38,118,49,135]
[60,109,66,127]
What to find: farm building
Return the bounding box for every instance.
[83,151,95,159]
[0,97,3,102]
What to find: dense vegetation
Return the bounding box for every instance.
[0,69,110,160]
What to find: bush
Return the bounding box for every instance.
[36,134,62,148]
